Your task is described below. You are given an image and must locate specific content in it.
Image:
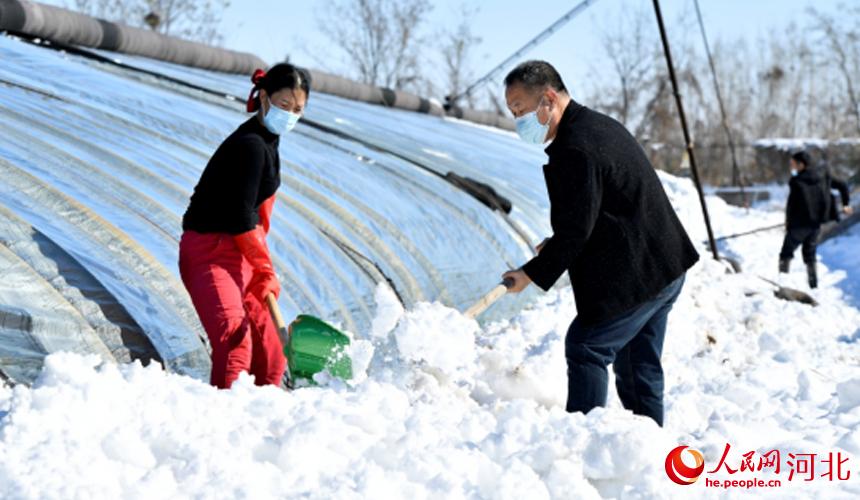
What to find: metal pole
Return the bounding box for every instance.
[652,0,719,260]
[712,223,783,243]
[693,0,745,198]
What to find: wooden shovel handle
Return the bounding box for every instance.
[265,293,294,389]
[266,294,287,331]
[463,278,514,319]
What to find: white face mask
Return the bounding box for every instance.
[514,97,551,144]
[263,99,300,135]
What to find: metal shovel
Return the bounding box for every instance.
[757,276,818,306]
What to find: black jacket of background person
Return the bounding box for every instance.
[785,166,850,229]
[521,101,700,326]
[183,117,281,234]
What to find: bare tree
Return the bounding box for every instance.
[582,2,860,184]
[596,3,656,128]
[439,5,481,108]
[587,2,699,135]
[68,0,134,20]
[317,0,432,92]
[66,0,230,45]
[808,5,860,136]
[588,2,751,182]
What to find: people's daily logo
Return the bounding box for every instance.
[665,445,705,485]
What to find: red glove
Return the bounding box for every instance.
[258,195,276,235]
[234,227,280,302]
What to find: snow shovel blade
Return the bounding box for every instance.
[266,296,352,388]
[757,276,818,307]
[286,315,353,383]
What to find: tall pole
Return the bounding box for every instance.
[693,0,744,195]
[652,0,719,260]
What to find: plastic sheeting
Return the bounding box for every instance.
[1,0,512,125]
[0,34,553,384]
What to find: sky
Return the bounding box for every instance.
[214,0,843,102]
[44,0,846,105]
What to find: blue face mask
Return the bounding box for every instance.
[515,97,550,144]
[263,99,300,135]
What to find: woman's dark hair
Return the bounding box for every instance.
[246,63,311,112]
[791,150,811,168]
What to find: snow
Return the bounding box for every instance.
[837,379,860,412]
[753,138,830,151]
[2,173,860,499]
[441,115,520,139]
[752,137,860,150]
[820,223,860,311]
[369,282,404,339]
[393,302,479,377]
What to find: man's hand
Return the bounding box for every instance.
[502,269,532,293]
[844,205,854,216]
[535,237,550,253]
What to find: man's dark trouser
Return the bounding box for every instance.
[779,226,820,264]
[565,274,685,427]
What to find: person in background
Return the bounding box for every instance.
[816,148,854,223]
[500,60,699,427]
[179,63,309,389]
[779,150,852,288]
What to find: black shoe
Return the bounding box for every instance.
[779,259,790,273]
[806,263,817,289]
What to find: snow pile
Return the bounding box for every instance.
[0,353,666,499]
[837,379,860,412]
[369,283,404,339]
[393,301,479,378]
[2,172,860,499]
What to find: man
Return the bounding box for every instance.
[779,150,852,288]
[501,60,699,426]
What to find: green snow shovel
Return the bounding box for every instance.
[266,294,353,388]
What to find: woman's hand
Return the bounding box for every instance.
[234,227,280,302]
[502,269,532,293]
[248,270,280,302]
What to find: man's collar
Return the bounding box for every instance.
[545,99,583,155]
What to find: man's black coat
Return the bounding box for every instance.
[522,100,700,326]
[786,165,851,228]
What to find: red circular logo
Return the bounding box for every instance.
[665,445,705,485]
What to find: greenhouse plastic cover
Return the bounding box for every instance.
[0,34,553,384]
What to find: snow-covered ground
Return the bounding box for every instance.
[1,173,859,499]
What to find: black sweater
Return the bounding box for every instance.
[522,101,700,326]
[183,117,281,235]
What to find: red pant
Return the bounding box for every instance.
[179,230,285,388]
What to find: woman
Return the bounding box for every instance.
[179,63,310,388]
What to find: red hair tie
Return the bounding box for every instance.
[246,69,266,112]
